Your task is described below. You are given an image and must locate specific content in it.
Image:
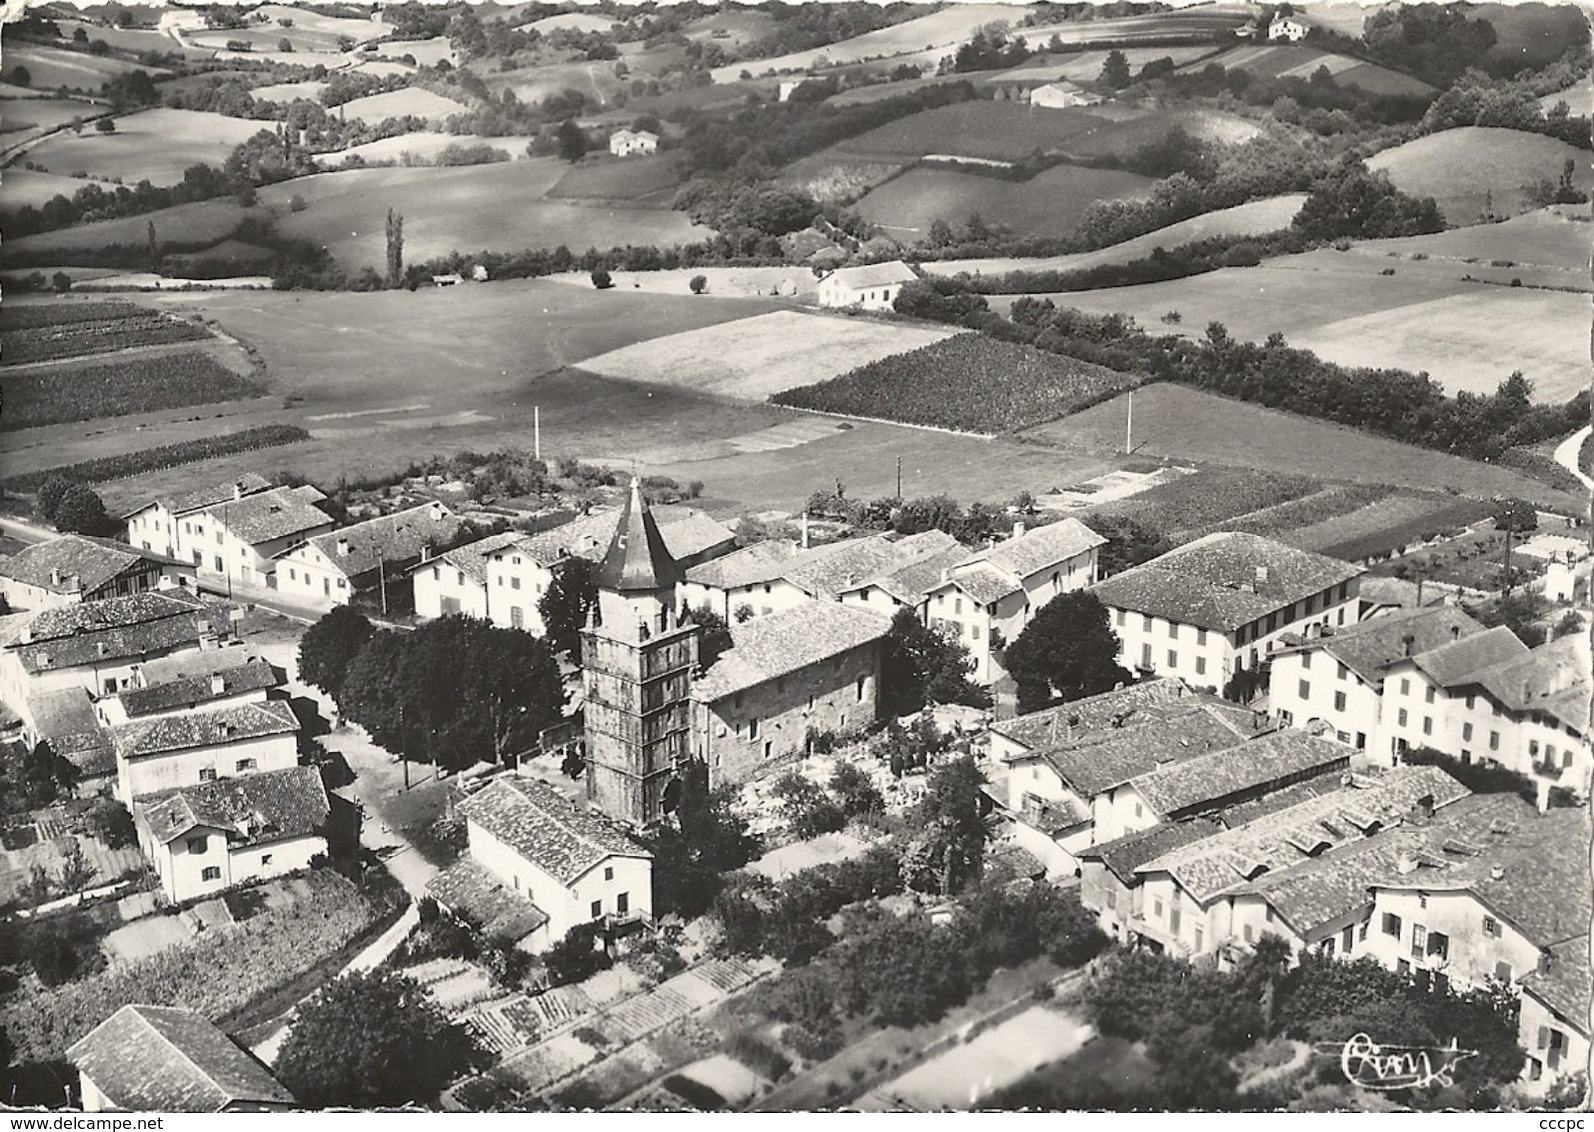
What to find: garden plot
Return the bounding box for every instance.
[578,311,962,401]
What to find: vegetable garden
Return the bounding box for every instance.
[3,351,266,431]
[773,335,1140,435]
[1,307,214,366]
[1085,469,1322,542]
[1281,493,1492,563]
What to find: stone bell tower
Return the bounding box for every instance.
[581,477,700,827]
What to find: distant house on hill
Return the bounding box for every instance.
[816,260,918,310]
[608,128,658,156]
[1268,15,1309,40]
[0,534,194,611]
[1030,81,1103,108]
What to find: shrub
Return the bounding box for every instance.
[590,268,613,289]
[544,921,611,986]
[770,772,846,839]
[689,274,707,294]
[663,1073,726,1110]
[725,1030,791,1081]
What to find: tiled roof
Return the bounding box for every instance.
[961,518,1106,583]
[825,260,918,290]
[138,646,268,685]
[129,474,273,519]
[111,701,298,760]
[1090,532,1362,632]
[862,543,970,605]
[1042,704,1256,799]
[1136,765,1469,905]
[0,535,184,596]
[684,539,800,590]
[939,563,1017,605]
[1357,576,1440,610]
[785,532,960,602]
[67,1004,294,1112]
[14,592,215,674]
[597,479,683,594]
[456,775,649,885]
[1079,818,1224,884]
[426,858,549,943]
[1275,607,1485,685]
[515,506,734,568]
[134,765,329,848]
[204,487,331,545]
[1461,633,1590,720]
[118,660,280,719]
[1217,773,1351,828]
[1523,936,1591,1036]
[993,677,1192,753]
[692,601,891,701]
[1128,729,1350,817]
[294,503,462,580]
[25,687,113,777]
[430,531,524,587]
[1408,625,1530,688]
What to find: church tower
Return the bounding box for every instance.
[581,478,701,827]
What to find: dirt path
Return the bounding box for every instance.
[1552,425,1593,492]
[1238,1040,1313,1094]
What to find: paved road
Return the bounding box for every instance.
[1552,425,1594,494]
[0,516,55,547]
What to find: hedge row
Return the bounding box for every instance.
[3,425,310,492]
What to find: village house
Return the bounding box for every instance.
[1519,936,1590,1095]
[24,686,114,794]
[608,128,659,156]
[0,591,226,714]
[1372,626,1531,763]
[98,653,281,727]
[1268,14,1310,40]
[925,518,1107,684]
[1029,80,1104,107]
[68,1004,296,1112]
[1078,818,1224,942]
[1267,606,1486,753]
[416,507,734,634]
[133,764,330,904]
[124,474,273,559]
[835,537,969,621]
[816,261,919,310]
[274,501,461,610]
[692,600,891,782]
[1091,531,1364,689]
[1356,575,1450,620]
[988,676,1189,764]
[0,535,195,611]
[111,700,300,804]
[429,774,653,952]
[678,537,803,620]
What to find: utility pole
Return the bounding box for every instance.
[896,456,902,501]
[378,552,388,615]
[534,406,541,462]
[1125,390,1134,454]
[399,703,410,791]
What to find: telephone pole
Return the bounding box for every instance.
[1125,390,1134,454]
[534,406,541,462]
[896,456,902,501]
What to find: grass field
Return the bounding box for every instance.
[779,151,911,203]
[1367,126,1594,223]
[254,3,391,41]
[367,37,456,67]
[22,107,266,187]
[1540,74,1593,113]
[490,59,624,109]
[346,59,417,80]
[920,194,1307,277]
[682,8,780,48]
[313,131,526,167]
[1179,44,1434,97]
[1473,3,1592,72]
[0,95,103,135]
[983,46,1222,87]
[1020,383,1582,511]
[1061,104,1266,162]
[545,155,684,204]
[0,168,119,212]
[853,163,1154,240]
[528,12,617,34]
[1280,492,1492,561]
[249,79,329,103]
[577,310,960,401]
[824,101,1117,163]
[994,251,1585,403]
[339,87,470,125]
[1017,5,1255,45]
[1357,205,1590,273]
[4,195,253,260]
[0,43,169,91]
[709,5,1020,83]
[50,20,181,55]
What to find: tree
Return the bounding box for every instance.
[94,116,115,133]
[10,65,29,87]
[879,606,988,717]
[1492,497,1537,533]
[689,274,708,294]
[829,759,884,817]
[1100,48,1131,89]
[544,921,611,985]
[51,484,109,535]
[537,556,599,661]
[590,267,613,289]
[901,755,987,895]
[298,605,375,701]
[1004,591,1131,714]
[1089,513,1174,578]
[51,270,72,292]
[684,603,732,668]
[771,772,846,839]
[385,207,403,288]
[274,970,484,1108]
[85,797,136,849]
[35,474,77,523]
[555,119,586,162]
[647,761,759,917]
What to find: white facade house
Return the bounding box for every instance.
[97,654,280,728]
[816,261,918,310]
[133,765,329,904]
[608,128,658,156]
[0,535,195,612]
[432,775,653,952]
[274,501,461,609]
[1030,81,1103,108]
[1268,15,1309,40]
[1091,532,1363,690]
[1519,937,1591,1096]
[924,518,1107,684]
[111,700,300,805]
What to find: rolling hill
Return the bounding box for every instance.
[1179,44,1434,97]
[1367,126,1593,222]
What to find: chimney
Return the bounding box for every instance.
[1395,852,1419,876]
[1255,565,1269,585]
[801,512,810,550]
[429,501,445,521]
[219,721,232,738]
[96,641,110,658]
[50,568,62,587]
[210,673,226,696]
[1012,521,1026,539]
[1402,633,1416,658]
[36,650,50,669]
[1451,625,1461,641]
[1416,793,1434,820]
[65,573,81,594]
[421,545,432,564]
[1489,864,1504,881]
[233,481,245,500]
[336,537,350,557]
[1341,772,1354,786]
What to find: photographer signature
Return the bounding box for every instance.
[1315,1033,1478,1091]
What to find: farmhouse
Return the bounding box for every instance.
[816,260,918,310]
[0,591,226,715]
[133,765,330,904]
[111,699,300,804]
[1267,606,1486,754]
[1078,818,1223,941]
[1268,15,1309,40]
[124,474,274,559]
[608,128,659,156]
[925,518,1107,685]
[1029,81,1104,108]
[836,536,969,620]
[99,654,281,727]
[0,535,195,612]
[1520,935,1591,1095]
[24,686,114,794]
[1091,532,1363,689]
[68,1004,296,1113]
[274,501,461,610]
[433,774,653,952]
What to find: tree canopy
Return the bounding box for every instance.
[537,556,598,661]
[297,605,375,701]
[274,969,485,1108]
[1004,591,1132,714]
[901,755,988,895]
[646,762,760,918]
[879,606,989,717]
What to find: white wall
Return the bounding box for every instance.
[275,543,352,605]
[1519,987,1590,1095]
[118,732,298,805]
[145,822,325,904]
[1359,886,1542,989]
[415,562,489,621]
[1269,649,1382,752]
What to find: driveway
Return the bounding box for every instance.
[1552,425,1593,493]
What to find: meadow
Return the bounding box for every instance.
[0,43,167,91]
[528,12,616,34]
[312,131,526,167]
[544,156,685,205]
[339,87,470,125]
[4,195,254,261]
[249,79,329,103]
[1016,6,1255,45]
[22,108,266,187]
[1356,206,1589,273]
[366,36,456,66]
[1367,126,1593,222]
[1473,2,1592,72]
[577,310,960,401]
[854,163,1153,241]
[920,194,1307,277]
[0,169,119,212]
[1540,74,1593,112]
[983,46,1221,87]
[1180,44,1434,97]
[0,96,103,135]
[1020,383,1582,511]
[817,101,1116,164]
[51,20,184,55]
[1050,104,1264,160]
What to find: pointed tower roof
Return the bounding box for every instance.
[597,477,683,593]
